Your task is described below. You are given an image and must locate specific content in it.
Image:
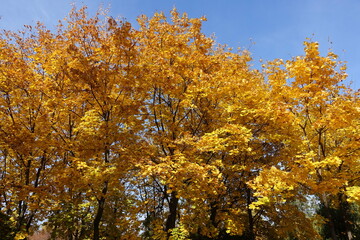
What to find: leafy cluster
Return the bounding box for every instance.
[0,6,359,240]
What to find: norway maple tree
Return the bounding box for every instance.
[0,5,359,240]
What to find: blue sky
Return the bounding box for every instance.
[1,0,359,90]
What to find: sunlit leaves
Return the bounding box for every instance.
[0,6,359,240]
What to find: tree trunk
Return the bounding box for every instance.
[246,187,255,240]
[210,201,218,228]
[323,199,338,240]
[93,181,108,240]
[328,218,339,240]
[339,194,353,240]
[165,191,178,238]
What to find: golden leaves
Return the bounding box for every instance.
[249,166,296,210]
[0,5,359,240]
[346,186,360,203]
[196,124,251,154]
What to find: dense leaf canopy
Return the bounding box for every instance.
[0,6,359,240]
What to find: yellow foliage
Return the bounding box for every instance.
[0,5,358,240]
[346,186,360,203]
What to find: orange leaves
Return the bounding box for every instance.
[136,8,213,96]
[287,41,346,91]
[0,5,359,239]
[249,166,296,209]
[196,124,252,155]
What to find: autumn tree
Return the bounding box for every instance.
[134,10,229,238]
[37,6,145,240]
[0,5,359,240]
[0,25,61,238]
[252,41,360,240]
[1,6,145,240]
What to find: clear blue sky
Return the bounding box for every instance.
[1,0,359,90]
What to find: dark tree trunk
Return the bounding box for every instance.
[210,201,218,228]
[323,198,338,240]
[246,187,255,240]
[165,191,178,238]
[93,181,108,240]
[328,218,339,240]
[339,195,353,240]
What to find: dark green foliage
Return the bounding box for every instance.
[318,200,360,240]
[0,211,16,240]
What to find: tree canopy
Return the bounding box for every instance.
[0,5,359,240]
